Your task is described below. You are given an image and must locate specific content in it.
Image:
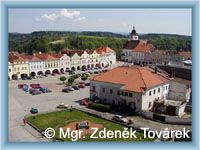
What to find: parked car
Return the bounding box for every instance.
[40,87,52,93]
[31,90,42,95]
[85,83,90,86]
[72,85,80,90]
[112,115,128,123]
[56,103,69,109]
[62,88,70,93]
[18,84,25,89]
[44,74,48,77]
[80,99,91,106]
[78,84,85,88]
[30,84,41,89]
[22,84,29,92]
[30,107,38,114]
[68,86,75,91]
[94,71,99,74]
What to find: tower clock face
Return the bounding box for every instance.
[133,36,138,40]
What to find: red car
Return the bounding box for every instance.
[30,84,41,89]
[78,84,85,88]
[18,84,25,89]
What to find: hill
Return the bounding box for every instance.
[9,31,192,59]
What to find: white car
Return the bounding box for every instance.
[56,103,69,109]
[112,115,128,123]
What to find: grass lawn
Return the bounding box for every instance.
[27,109,154,142]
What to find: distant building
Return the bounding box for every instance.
[96,46,116,68]
[121,26,154,64]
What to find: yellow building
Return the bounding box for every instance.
[10,56,30,79]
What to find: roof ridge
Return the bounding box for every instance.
[137,68,147,89]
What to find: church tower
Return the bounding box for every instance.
[129,26,139,41]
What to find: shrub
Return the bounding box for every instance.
[72,74,79,79]
[59,76,67,83]
[81,76,87,81]
[88,102,110,112]
[68,77,75,84]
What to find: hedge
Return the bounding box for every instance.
[88,102,110,112]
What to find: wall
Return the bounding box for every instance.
[142,111,191,125]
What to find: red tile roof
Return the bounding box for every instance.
[96,46,114,54]
[91,66,170,93]
[123,40,154,53]
[177,51,192,60]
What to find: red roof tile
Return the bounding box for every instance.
[91,66,170,93]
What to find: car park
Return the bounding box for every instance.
[30,107,38,114]
[56,103,69,109]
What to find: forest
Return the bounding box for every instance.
[9,31,192,59]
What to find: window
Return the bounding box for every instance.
[117,91,120,95]
[125,92,128,96]
[110,89,113,94]
[153,89,156,94]
[158,88,160,93]
[121,92,124,96]
[149,91,152,96]
[9,69,11,72]
[129,93,133,97]
[102,88,105,93]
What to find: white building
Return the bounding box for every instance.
[90,66,170,112]
[59,54,71,73]
[28,55,44,76]
[96,46,116,68]
[80,51,90,70]
[121,27,154,64]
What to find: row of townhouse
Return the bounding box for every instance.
[121,27,192,65]
[8,46,116,80]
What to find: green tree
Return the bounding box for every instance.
[59,76,67,84]
[68,77,75,84]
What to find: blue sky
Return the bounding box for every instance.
[9,8,192,35]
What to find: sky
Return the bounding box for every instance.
[9,8,192,36]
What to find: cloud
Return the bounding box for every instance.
[36,9,84,22]
[60,9,80,19]
[74,17,87,22]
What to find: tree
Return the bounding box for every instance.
[68,77,75,84]
[59,76,67,84]
[81,76,87,81]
